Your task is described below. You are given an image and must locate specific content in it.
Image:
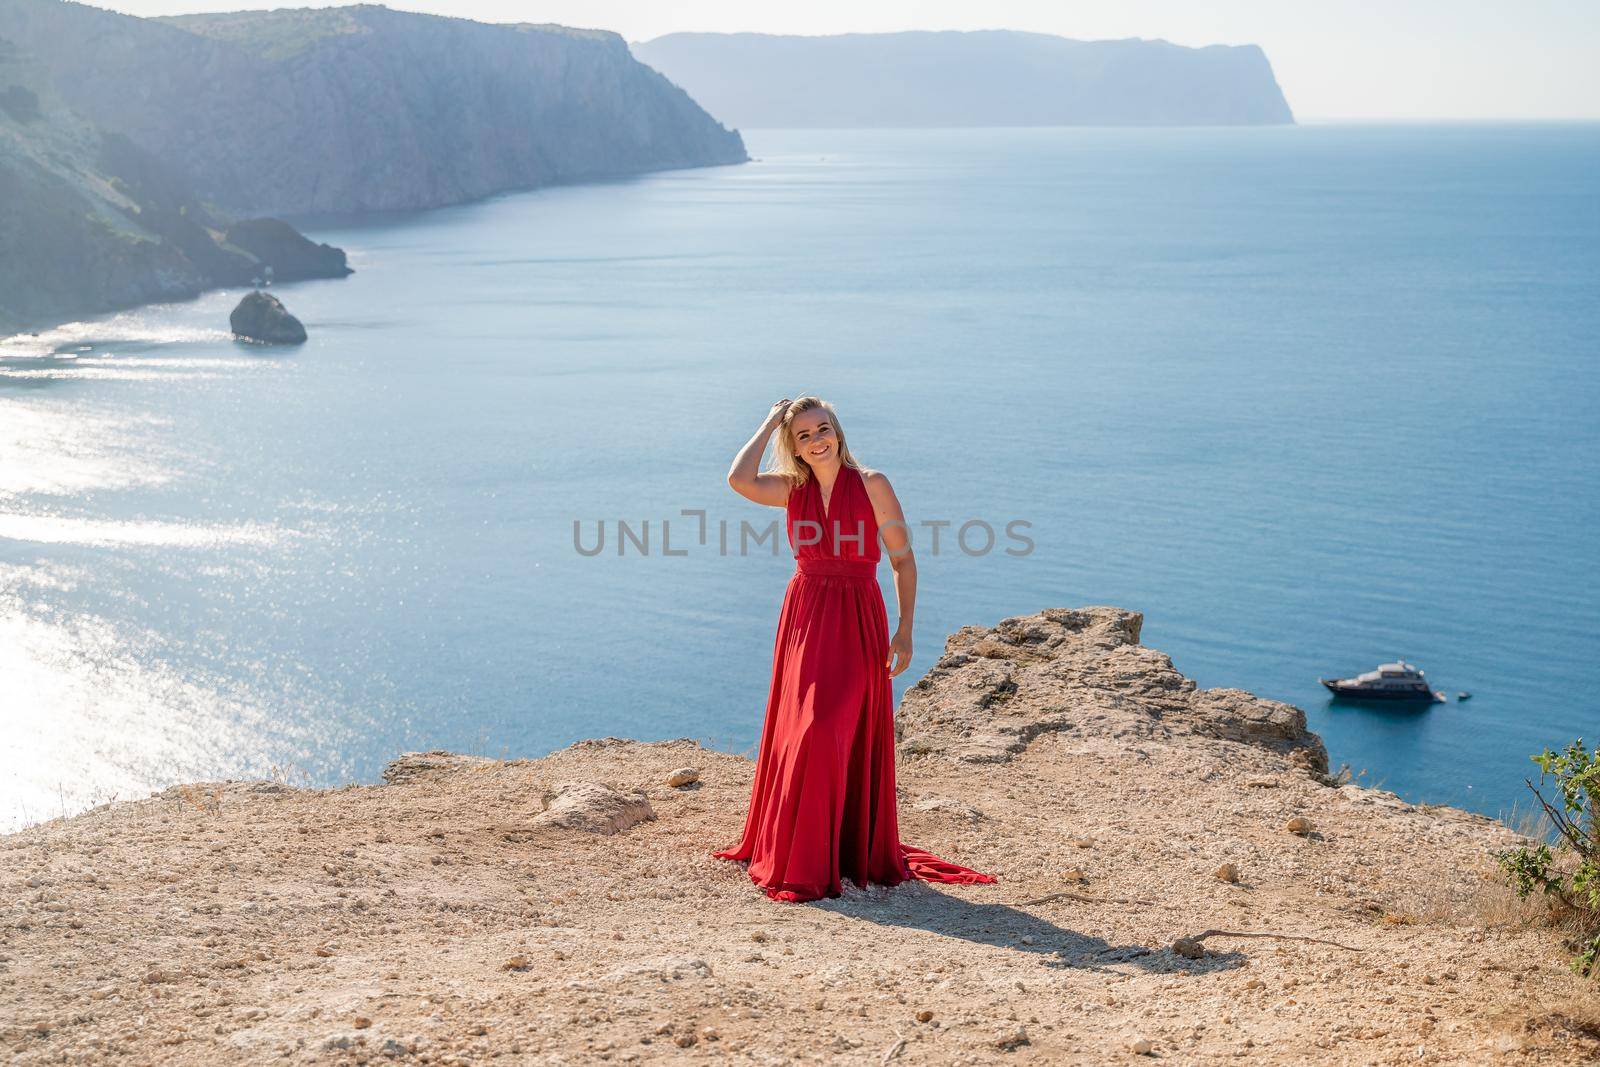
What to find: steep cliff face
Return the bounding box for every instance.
[0,35,348,332]
[0,1,747,218]
[634,30,1295,128]
[0,0,745,329]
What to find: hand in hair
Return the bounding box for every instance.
[727,399,794,506]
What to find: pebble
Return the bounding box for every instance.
[1285,816,1314,835]
[1060,867,1086,882]
[666,768,700,788]
[996,1025,1029,1050]
[1129,1038,1154,1055]
[916,1010,934,1023]
[502,956,530,972]
[353,1017,372,1029]
[1214,862,1240,883]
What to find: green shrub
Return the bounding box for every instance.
[1497,739,1600,976]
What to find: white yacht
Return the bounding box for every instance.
[1320,661,1441,702]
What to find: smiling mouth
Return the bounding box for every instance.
[808,446,829,458]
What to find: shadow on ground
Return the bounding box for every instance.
[814,885,1246,975]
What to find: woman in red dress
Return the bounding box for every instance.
[713,396,996,902]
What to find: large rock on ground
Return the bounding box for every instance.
[532,781,655,835]
[896,606,1329,773]
[229,289,306,344]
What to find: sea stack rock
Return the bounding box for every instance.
[229,290,307,345]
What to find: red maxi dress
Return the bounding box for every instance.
[712,463,996,902]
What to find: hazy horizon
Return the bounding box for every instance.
[94,0,1600,122]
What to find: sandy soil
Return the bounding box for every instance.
[2,609,1596,1065]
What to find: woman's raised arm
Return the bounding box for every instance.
[727,399,794,507]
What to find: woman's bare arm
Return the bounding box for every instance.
[727,400,793,507]
[863,470,916,678]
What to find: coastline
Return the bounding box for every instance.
[0,157,750,342]
[4,608,1593,1064]
[3,121,1595,845]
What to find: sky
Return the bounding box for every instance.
[103,1,1600,120]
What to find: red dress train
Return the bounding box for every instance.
[712,463,996,902]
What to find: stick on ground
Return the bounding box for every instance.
[1174,929,1365,958]
[1014,890,1157,907]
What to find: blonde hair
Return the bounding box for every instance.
[768,396,861,487]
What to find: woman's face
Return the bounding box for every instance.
[789,407,839,468]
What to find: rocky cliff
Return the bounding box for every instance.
[634,30,1295,128]
[4,606,1594,1063]
[0,0,747,219]
[0,35,348,333]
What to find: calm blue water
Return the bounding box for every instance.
[2,125,1597,829]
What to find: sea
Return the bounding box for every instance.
[2,124,1597,830]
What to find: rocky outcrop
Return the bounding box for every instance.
[381,750,496,785]
[634,30,1295,128]
[223,220,351,283]
[229,291,306,345]
[0,0,747,218]
[897,606,1328,772]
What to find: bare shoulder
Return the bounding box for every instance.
[858,469,908,524]
[858,467,891,488]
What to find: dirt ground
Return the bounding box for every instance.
[3,609,1597,1065]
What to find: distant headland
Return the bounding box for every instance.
[633,30,1295,129]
